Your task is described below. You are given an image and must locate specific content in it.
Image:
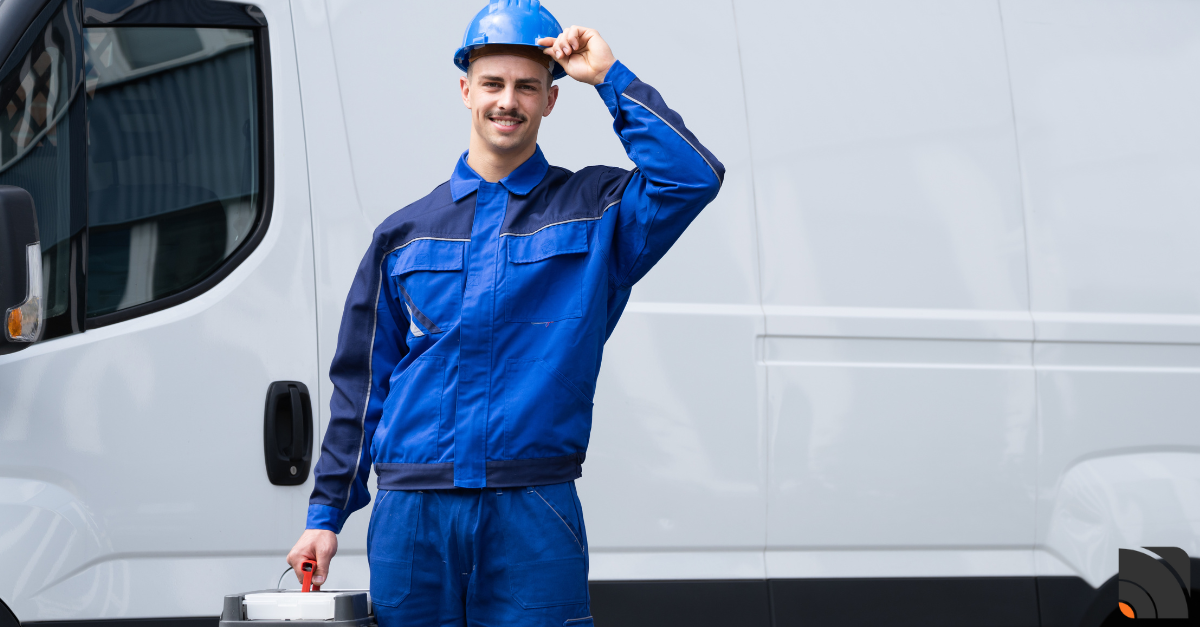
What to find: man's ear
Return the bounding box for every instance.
[543,83,559,117]
[460,75,472,109]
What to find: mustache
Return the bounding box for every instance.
[485,110,527,122]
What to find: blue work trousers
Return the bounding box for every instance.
[368,481,593,627]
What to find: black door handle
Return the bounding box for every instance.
[288,385,302,459]
[264,381,313,486]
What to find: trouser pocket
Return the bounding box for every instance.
[367,490,422,607]
[503,482,589,609]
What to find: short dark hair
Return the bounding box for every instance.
[465,56,553,87]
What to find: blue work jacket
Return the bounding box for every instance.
[308,61,724,532]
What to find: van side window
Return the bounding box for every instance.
[0,1,84,338]
[84,26,261,316]
[0,0,268,337]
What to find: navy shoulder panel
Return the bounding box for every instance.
[589,165,637,209]
[502,165,633,236]
[375,180,475,251]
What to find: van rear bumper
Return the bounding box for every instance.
[7,574,1137,627]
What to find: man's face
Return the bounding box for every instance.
[460,54,558,155]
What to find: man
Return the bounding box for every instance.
[287,1,722,624]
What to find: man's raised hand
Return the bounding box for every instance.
[537,26,615,86]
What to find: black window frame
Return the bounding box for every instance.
[82,0,273,329]
[0,0,274,334]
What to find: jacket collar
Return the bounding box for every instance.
[450,145,549,201]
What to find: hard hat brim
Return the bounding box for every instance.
[455,43,567,80]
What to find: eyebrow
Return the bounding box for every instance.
[479,75,544,86]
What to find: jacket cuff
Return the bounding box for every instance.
[594,60,637,113]
[307,503,347,533]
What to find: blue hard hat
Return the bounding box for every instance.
[454,0,567,80]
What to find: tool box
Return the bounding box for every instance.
[219,561,375,626]
[219,590,373,626]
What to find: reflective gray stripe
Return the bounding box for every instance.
[406,305,424,337]
[532,487,584,552]
[500,201,618,237]
[346,275,383,509]
[394,236,470,249]
[397,282,442,334]
[621,93,722,185]
[344,239,456,507]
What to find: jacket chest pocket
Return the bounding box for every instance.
[504,222,589,323]
[390,239,466,336]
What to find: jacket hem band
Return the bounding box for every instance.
[375,453,585,490]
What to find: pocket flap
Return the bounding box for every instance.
[507,221,589,264]
[390,239,465,275]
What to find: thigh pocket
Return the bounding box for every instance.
[509,556,588,609]
[504,221,589,323]
[504,484,589,609]
[367,490,422,607]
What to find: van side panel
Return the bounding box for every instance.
[735,0,1038,579]
[1001,0,1200,588]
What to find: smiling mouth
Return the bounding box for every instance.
[488,115,524,130]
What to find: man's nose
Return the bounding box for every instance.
[498,85,519,111]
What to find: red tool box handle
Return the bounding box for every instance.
[300,560,321,592]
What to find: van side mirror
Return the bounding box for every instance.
[0,186,42,355]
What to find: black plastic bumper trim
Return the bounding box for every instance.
[23,619,216,627]
[17,563,1200,627]
[588,577,1088,627]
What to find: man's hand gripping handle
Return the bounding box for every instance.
[287,529,338,589]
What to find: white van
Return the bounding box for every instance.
[2,0,1197,625]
